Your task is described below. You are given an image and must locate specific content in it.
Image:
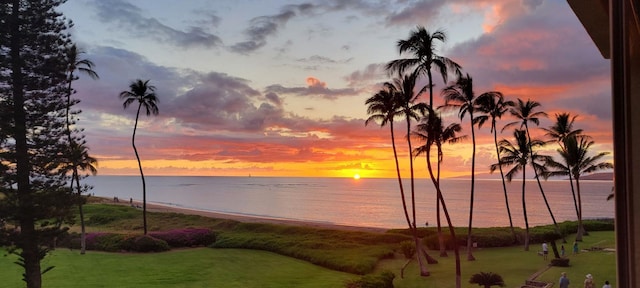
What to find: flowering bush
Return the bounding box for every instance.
[149,228,216,247]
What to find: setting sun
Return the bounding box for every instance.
[353,174,361,180]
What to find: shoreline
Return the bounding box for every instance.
[95,196,389,233]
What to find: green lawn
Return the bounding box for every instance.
[1,202,616,288]
[1,248,356,288]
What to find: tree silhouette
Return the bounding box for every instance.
[64,44,99,254]
[119,79,159,235]
[504,99,562,240]
[442,73,483,261]
[413,107,464,287]
[546,135,613,241]
[386,26,461,107]
[365,82,412,231]
[476,92,517,242]
[491,130,545,251]
[543,113,583,234]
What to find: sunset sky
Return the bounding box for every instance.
[59,0,613,178]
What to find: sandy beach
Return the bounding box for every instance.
[97,196,388,233]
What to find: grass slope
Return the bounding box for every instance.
[1,248,356,288]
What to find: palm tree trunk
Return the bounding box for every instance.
[525,127,563,240]
[427,144,447,257]
[567,171,586,237]
[133,103,147,235]
[493,123,516,243]
[66,72,89,254]
[427,69,434,107]
[73,169,87,254]
[575,176,585,241]
[426,145,461,288]
[467,115,476,261]
[406,116,430,275]
[522,168,530,251]
[390,123,412,229]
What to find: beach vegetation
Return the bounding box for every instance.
[119,79,160,235]
[468,272,505,288]
[400,240,415,259]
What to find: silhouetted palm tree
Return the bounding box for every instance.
[365,83,412,230]
[491,130,545,251]
[386,26,461,107]
[64,44,99,254]
[442,73,482,261]
[543,113,584,232]
[63,143,97,254]
[476,91,517,242]
[392,72,435,275]
[546,135,613,241]
[469,272,506,288]
[120,79,159,235]
[413,107,464,287]
[504,99,562,238]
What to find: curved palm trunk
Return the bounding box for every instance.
[492,121,516,243]
[522,167,530,251]
[427,144,461,288]
[426,144,447,257]
[406,116,433,276]
[66,72,88,254]
[467,114,476,261]
[575,176,585,241]
[72,168,87,254]
[524,127,563,240]
[567,171,587,237]
[133,103,148,235]
[427,69,434,107]
[390,122,412,229]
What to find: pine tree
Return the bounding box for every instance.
[0,1,79,287]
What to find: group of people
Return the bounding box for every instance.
[541,241,580,260]
[559,272,612,288]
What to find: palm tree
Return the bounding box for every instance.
[504,99,562,238]
[120,79,159,235]
[475,92,517,242]
[64,44,99,254]
[386,26,461,107]
[369,72,432,276]
[546,135,613,241]
[491,130,544,251]
[442,73,482,261]
[65,143,97,254]
[469,272,506,288]
[365,83,412,231]
[413,107,464,287]
[543,113,583,232]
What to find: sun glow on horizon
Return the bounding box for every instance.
[353,174,361,180]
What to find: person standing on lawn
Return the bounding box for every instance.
[559,272,570,288]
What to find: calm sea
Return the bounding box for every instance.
[83,176,614,230]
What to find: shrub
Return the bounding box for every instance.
[345,271,395,288]
[423,232,465,250]
[550,258,570,267]
[399,241,415,259]
[85,233,128,252]
[130,235,170,252]
[149,228,216,247]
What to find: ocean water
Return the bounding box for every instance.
[83,176,614,229]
